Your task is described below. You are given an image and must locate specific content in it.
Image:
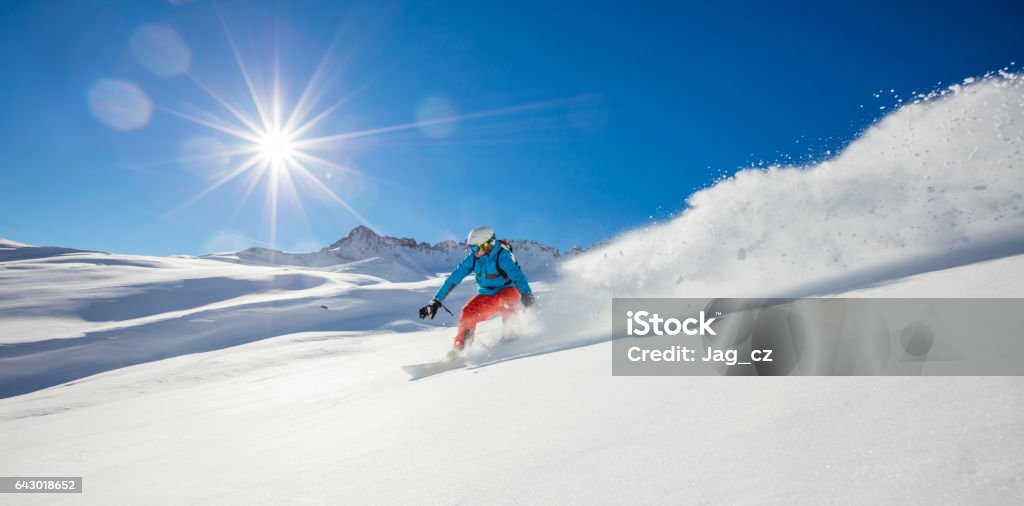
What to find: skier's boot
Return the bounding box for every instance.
[450,328,475,358]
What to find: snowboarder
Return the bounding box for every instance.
[418,226,534,356]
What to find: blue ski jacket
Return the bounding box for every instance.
[433,245,533,302]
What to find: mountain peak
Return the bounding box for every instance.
[346,225,381,241]
[328,225,382,250]
[349,225,378,237]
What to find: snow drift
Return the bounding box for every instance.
[509,72,1024,352]
[566,72,1024,298]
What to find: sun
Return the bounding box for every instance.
[258,130,294,164]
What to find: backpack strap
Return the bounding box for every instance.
[494,245,508,280]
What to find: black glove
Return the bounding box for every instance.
[521,293,535,308]
[418,299,442,320]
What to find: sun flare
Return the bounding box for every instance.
[259,130,294,164]
[163,10,568,248]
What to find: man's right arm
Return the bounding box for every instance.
[433,254,474,302]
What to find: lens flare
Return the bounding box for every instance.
[416,97,457,139]
[131,24,191,78]
[87,79,153,131]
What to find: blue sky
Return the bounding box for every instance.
[1,0,1022,256]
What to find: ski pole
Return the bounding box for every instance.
[439,301,454,316]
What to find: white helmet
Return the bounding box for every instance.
[466,226,495,246]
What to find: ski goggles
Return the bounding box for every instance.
[468,240,491,253]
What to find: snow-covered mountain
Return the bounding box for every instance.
[202,225,569,282]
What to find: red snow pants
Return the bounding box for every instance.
[453,287,521,350]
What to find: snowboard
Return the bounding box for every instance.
[401,355,466,380]
[401,336,519,380]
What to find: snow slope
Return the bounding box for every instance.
[0,253,1021,505]
[0,240,546,398]
[1,72,1024,504]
